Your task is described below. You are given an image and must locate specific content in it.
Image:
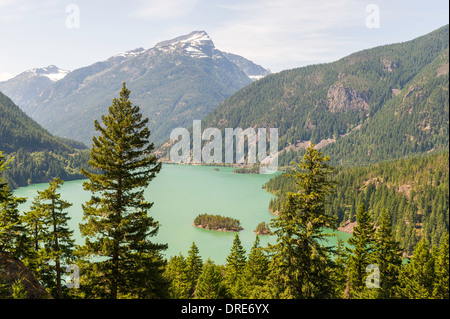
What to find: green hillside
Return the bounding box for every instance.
[0,91,73,154]
[324,44,449,165]
[265,151,449,255]
[0,91,89,188]
[202,25,449,166]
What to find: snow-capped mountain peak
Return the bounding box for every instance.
[26,65,71,82]
[112,47,145,59]
[154,31,215,58]
[176,31,212,46]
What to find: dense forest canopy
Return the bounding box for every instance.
[265,151,449,255]
[0,91,90,188]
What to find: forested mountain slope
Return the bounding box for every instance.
[265,151,449,255]
[202,25,449,166]
[0,91,89,188]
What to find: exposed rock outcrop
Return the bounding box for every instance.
[0,251,52,299]
[327,83,370,113]
[338,220,357,234]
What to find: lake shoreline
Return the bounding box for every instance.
[192,224,243,232]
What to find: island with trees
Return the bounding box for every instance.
[232,163,260,174]
[193,214,243,232]
[254,222,271,235]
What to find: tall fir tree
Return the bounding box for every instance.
[0,152,30,298]
[331,237,347,298]
[78,83,166,299]
[268,145,338,299]
[24,178,74,299]
[397,238,436,298]
[224,233,246,298]
[23,197,46,253]
[0,184,27,260]
[371,209,403,298]
[195,259,228,299]
[0,152,7,197]
[241,236,270,298]
[166,254,190,299]
[345,204,376,298]
[432,232,449,299]
[186,242,203,298]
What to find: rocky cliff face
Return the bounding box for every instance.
[0,251,51,299]
[326,82,370,113]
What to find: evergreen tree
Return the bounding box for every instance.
[21,195,47,284]
[23,198,46,253]
[224,234,246,298]
[78,83,166,299]
[0,152,7,197]
[433,232,449,299]
[268,145,338,299]
[330,237,347,298]
[0,184,27,259]
[195,259,228,299]
[345,204,376,298]
[0,151,31,298]
[0,275,9,299]
[186,242,203,298]
[241,236,270,298]
[397,238,436,298]
[24,178,74,299]
[371,210,403,298]
[11,278,27,299]
[166,255,190,299]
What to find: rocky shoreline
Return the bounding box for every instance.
[338,220,357,233]
[193,224,243,232]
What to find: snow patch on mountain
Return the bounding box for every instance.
[112,47,145,59]
[27,65,71,82]
[155,31,214,58]
[184,45,209,58]
[178,31,212,46]
[248,75,266,81]
[44,70,71,82]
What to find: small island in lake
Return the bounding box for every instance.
[254,222,271,235]
[193,213,243,232]
[232,163,260,174]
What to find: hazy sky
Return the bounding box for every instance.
[0,0,448,80]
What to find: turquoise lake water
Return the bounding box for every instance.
[14,164,350,265]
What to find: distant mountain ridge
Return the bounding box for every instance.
[25,65,70,82]
[0,65,70,107]
[4,31,270,147]
[222,52,271,80]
